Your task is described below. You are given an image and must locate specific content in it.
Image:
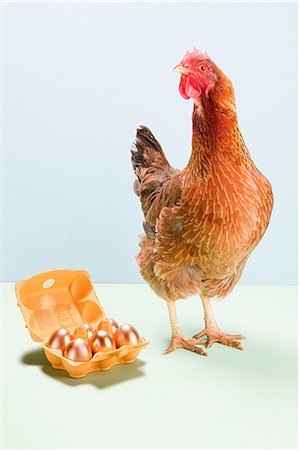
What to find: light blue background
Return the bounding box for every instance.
[2,2,298,284]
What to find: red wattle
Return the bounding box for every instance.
[179,76,190,99]
[179,75,202,99]
[185,77,202,98]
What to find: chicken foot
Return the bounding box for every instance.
[164,301,207,356]
[193,294,245,350]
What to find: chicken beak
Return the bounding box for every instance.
[173,64,189,75]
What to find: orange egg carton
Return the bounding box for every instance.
[15,269,149,378]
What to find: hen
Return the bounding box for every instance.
[131,48,273,355]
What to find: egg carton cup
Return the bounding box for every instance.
[15,269,149,378]
[43,338,148,378]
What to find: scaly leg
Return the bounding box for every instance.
[193,294,245,350]
[163,301,207,356]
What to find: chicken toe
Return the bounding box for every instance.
[163,336,208,356]
[193,327,245,350]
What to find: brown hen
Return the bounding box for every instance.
[131,49,273,355]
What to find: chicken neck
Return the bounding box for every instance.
[184,83,252,182]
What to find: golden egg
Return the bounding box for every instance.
[47,328,72,352]
[114,324,140,348]
[64,338,92,362]
[97,318,119,336]
[90,330,116,354]
[73,323,94,341]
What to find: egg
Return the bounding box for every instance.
[73,323,94,341]
[97,318,118,336]
[90,330,116,354]
[114,324,140,348]
[47,328,72,352]
[64,338,92,362]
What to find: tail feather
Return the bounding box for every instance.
[131,126,170,179]
[131,125,179,231]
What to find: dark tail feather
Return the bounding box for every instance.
[131,125,170,175]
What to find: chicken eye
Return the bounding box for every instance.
[199,65,207,72]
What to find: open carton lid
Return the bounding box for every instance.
[15,269,106,342]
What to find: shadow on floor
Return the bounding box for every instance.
[21,348,147,389]
[161,329,297,383]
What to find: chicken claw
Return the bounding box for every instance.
[163,336,208,356]
[193,328,245,350]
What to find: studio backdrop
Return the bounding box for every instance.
[2,1,298,284]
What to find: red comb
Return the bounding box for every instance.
[181,47,211,65]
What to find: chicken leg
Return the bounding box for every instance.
[193,294,245,350]
[163,301,207,356]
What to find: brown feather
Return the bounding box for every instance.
[131,69,273,302]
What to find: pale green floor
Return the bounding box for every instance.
[2,283,298,449]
